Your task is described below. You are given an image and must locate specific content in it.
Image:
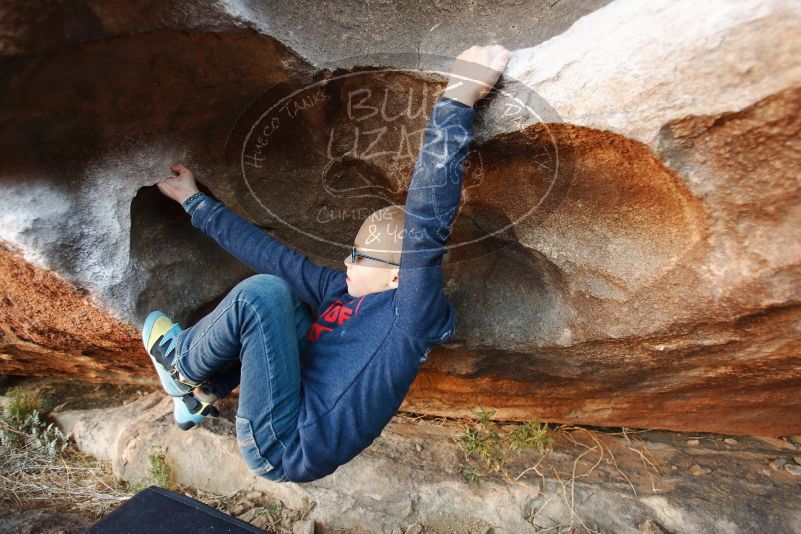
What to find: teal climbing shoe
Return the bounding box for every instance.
[142,310,205,397]
[173,393,218,431]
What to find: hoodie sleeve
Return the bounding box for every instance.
[184,193,342,310]
[394,95,476,343]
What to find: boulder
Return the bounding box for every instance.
[1,0,800,436]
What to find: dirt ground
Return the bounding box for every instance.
[2,375,801,534]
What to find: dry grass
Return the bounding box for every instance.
[0,413,130,518]
[507,424,662,534]
[0,416,257,523]
[398,408,663,534]
[0,397,292,532]
[0,382,234,521]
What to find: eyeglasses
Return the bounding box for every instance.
[351,245,400,267]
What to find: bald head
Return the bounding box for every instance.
[353,204,406,267]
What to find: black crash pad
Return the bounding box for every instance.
[86,485,270,533]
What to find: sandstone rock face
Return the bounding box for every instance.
[1,0,800,436]
[0,242,145,383]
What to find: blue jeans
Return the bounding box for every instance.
[173,274,314,483]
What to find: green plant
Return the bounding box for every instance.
[4,386,44,420]
[148,449,173,489]
[508,418,553,453]
[111,448,175,494]
[455,405,553,483]
[266,501,282,514]
[456,406,507,477]
[456,426,483,457]
[461,464,485,485]
[23,410,71,457]
[0,388,71,457]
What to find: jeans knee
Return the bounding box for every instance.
[235,415,282,477]
[235,426,289,482]
[233,274,293,305]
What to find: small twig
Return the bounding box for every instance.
[0,418,29,438]
[621,427,664,492]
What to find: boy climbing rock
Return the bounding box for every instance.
[142,44,511,483]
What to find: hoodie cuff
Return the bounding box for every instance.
[435,95,477,127]
[182,192,209,216]
[440,95,474,110]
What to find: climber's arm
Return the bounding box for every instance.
[154,163,339,309]
[394,45,510,345]
[393,95,474,344]
[183,193,341,310]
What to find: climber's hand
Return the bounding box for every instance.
[157,163,199,204]
[443,44,511,108]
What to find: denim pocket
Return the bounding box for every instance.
[235,416,276,476]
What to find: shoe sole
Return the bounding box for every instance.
[173,395,218,431]
[142,310,193,397]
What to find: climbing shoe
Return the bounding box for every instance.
[173,393,218,431]
[142,310,205,397]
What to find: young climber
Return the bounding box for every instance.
[142,44,511,483]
